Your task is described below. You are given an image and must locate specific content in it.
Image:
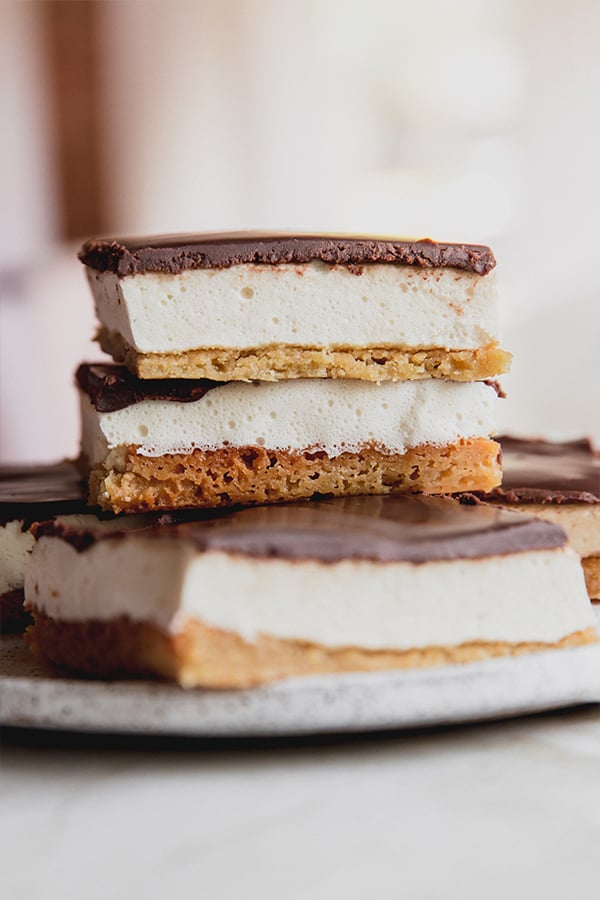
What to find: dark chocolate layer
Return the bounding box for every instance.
[77,364,507,415]
[39,494,567,564]
[0,462,87,526]
[480,436,600,505]
[33,510,209,551]
[78,232,496,277]
[76,363,225,412]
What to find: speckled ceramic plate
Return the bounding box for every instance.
[1,634,599,736]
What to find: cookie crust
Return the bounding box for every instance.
[27,611,596,689]
[99,328,511,383]
[87,438,502,514]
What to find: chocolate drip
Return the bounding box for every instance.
[76,363,225,412]
[78,232,496,277]
[39,494,567,563]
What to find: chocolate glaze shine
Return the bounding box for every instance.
[479,436,600,505]
[38,494,567,563]
[78,232,496,277]
[76,363,225,412]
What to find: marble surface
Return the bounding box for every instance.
[2,705,600,900]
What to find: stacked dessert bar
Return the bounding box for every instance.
[76,233,508,513]
[18,233,597,687]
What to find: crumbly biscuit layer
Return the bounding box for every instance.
[583,557,600,601]
[27,610,597,688]
[88,438,502,513]
[99,328,510,382]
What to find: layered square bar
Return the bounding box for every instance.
[77,364,502,513]
[467,437,600,602]
[25,495,597,688]
[0,462,86,631]
[79,233,511,383]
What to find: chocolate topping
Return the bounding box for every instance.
[483,380,506,399]
[39,494,567,564]
[478,436,600,505]
[78,232,496,277]
[33,509,208,551]
[76,363,224,412]
[0,462,87,526]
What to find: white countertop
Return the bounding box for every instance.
[2,706,599,900]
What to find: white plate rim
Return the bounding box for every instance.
[2,637,599,737]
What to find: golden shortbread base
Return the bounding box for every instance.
[26,611,597,689]
[583,556,600,602]
[88,438,502,513]
[98,328,511,383]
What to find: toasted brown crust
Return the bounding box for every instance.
[26,610,597,688]
[1,589,31,633]
[98,328,511,383]
[582,556,600,601]
[87,439,502,514]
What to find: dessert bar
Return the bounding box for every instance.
[25,495,596,687]
[79,233,510,382]
[77,364,502,513]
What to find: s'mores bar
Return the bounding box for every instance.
[0,462,86,631]
[470,437,600,601]
[25,495,597,688]
[77,364,502,513]
[79,233,511,383]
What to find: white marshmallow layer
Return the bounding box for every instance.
[80,379,498,463]
[27,536,595,649]
[88,263,499,354]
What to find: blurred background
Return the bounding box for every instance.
[1,0,599,462]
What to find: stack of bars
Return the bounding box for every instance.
[22,233,597,687]
[77,234,508,510]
